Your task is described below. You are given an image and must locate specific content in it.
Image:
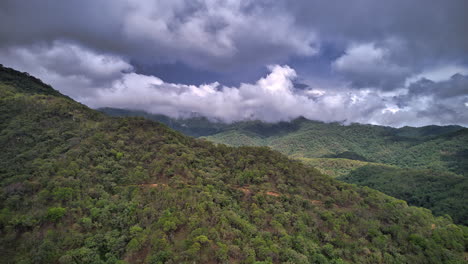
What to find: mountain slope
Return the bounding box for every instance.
[99,108,467,175]
[295,158,387,178]
[1,66,467,263]
[99,108,468,226]
[339,165,468,225]
[99,107,231,138]
[202,118,468,225]
[204,119,468,174]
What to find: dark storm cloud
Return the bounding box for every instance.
[1,0,467,76]
[0,0,467,126]
[385,73,468,126]
[289,1,468,58]
[406,74,468,99]
[0,0,318,71]
[288,0,468,92]
[1,0,467,71]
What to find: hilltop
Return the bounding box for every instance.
[100,108,467,175]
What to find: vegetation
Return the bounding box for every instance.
[100,108,231,138]
[295,158,383,178]
[1,65,467,263]
[100,109,467,176]
[102,108,468,225]
[204,119,468,226]
[203,118,467,175]
[339,165,468,225]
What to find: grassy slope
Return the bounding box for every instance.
[2,66,467,263]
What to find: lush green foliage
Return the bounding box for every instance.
[194,116,468,226]
[296,158,383,178]
[1,66,468,263]
[105,109,468,226]
[100,108,231,138]
[203,118,467,175]
[102,108,468,174]
[339,165,468,225]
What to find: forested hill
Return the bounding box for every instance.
[100,108,468,225]
[1,65,467,263]
[200,116,468,225]
[202,118,467,175]
[99,107,231,138]
[99,108,467,175]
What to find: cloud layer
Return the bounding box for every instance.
[2,41,466,127]
[0,0,317,71]
[0,0,467,127]
[332,42,410,90]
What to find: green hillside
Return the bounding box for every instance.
[99,108,231,138]
[295,158,386,178]
[204,119,467,175]
[100,108,468,175]
[100,108,468,226]
[100,108,467,176]
[201,118,468,225]
[1,66,468,263]
[339,165,468,225]
[292,158,468,225]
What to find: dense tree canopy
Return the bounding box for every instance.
[103,107,468,226]
[339,165,468,225]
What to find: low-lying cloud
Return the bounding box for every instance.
[2,42,466,127]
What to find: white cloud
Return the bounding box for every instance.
[86,65,302,122]
[2,42,467,127]
[381,106,400,114]
[0,41,133,98]
[332,42,410,89]
[86,65,395,124]
[333,43,387,73]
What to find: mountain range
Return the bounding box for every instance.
[100,107,468,225]
[0,65,467,263]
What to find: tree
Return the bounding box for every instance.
[47,207,67,222]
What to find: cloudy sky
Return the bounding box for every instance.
[1,0,467,127]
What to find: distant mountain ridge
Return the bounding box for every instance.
[99,107,465,139]
[99,107,467,173]
[99,107,230,137]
